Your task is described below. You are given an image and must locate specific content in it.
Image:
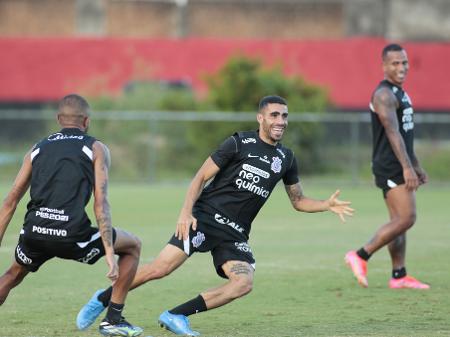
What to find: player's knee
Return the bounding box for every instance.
[115,231,142,259]
[143,262,171,280]
[240,279,253,296]
[0,291,8,306]
[126,234,141,259]
[230,277,253,299]
[0,265,26,291]
[0,265,29,305]
[133,236,142,255]
[149,266,167,279]
[398,212,416,230]
[408,212,417,227]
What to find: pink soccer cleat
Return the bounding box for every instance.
[389,275,430,289]
[345,250,368,288]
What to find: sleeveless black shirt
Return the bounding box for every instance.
[23,128,96,242]
[370,80,414,177]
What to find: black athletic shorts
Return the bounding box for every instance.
[374,174,405,198]
[14,227,117,272]
[168,220,255,279]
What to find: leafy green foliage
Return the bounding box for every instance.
[205,56,330,113]
[188,55,331,173]
[82,56,332,177]
[85,82,198,180]
[88,81,197,111]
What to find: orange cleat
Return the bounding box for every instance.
[389,275,430,289]
[345,250,368,288]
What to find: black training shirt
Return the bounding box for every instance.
[23,128,96,242]
[194,130,299,240]
[370,80,414,177]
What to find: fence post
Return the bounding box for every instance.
[148,119,158,183]
[350,116,360,185]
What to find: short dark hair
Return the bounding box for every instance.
[258,95,287,111]
[58,94,90,116]
[382,43,404,60]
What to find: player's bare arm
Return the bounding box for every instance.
[93,140,118,282]
[373,87,418,190]
[0,150,32,245]
[284,183,353,222]
[176,156,220,240]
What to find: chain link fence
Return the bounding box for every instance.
[1,110,449,185]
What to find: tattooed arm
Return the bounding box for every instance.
[0,150,32,246]
[92,141,118,283]
[373,87,418,190]
[284,183,354,222]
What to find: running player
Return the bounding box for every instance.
[345,44,429,289]
[77,95,354,336]
[0,94,143,336]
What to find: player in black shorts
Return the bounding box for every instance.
[0,94,143,336]
[345,44,429,290]
[77,95,354,336]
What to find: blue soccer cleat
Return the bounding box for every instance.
[99,317,143,337]
[158,310,200,336]
[76,289,107,330]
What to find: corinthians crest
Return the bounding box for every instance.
[191,231,205,248]
[271,156,282,173]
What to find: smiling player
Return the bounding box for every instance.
[77,95,354,336]
[345,44,429,290]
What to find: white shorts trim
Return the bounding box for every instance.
[183,235,190,255]
[77,231,100,248]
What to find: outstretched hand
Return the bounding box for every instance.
[327,190,354,222]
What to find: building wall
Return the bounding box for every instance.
[107,1,177,37]
[388,0,450,41]
[0,0,449,40]
[187,2,343,38]
[76,0,106,35]
[0,0,76,36]
[0,0,345,38]
[344,0,388,37]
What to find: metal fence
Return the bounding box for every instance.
[1,110,449,185]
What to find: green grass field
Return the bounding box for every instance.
[0,182,449,337]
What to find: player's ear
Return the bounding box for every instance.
[83,116,90,130]
[56,113,63,126]
[382,59,388,73]
[257,112,263,123]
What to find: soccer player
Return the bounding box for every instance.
[0,94,143,336]
[345,44,429,289]
[77,95,354,336]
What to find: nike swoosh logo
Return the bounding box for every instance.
[248,154,259,158]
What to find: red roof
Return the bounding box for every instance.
[1,37,449,110]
